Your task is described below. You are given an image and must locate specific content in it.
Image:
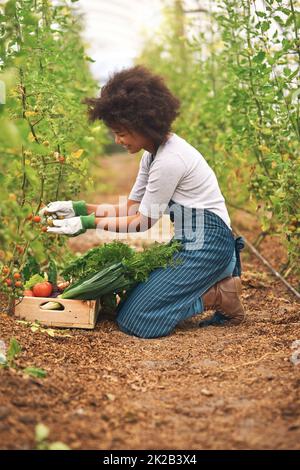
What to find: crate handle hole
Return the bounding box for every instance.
[39,301,65,311]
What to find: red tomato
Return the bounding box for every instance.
[32,215,41,223]
[32,281,53,297]
[13,272,21,280]
[15,281,23,288]
[2,266,10,275]
[24,289,34,297]
[4,278,12,286]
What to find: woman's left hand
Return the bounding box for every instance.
[47,214,95,236]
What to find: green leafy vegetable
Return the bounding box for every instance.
[60,240,135,282]
[24,273,45,290]
[61,240,183,301]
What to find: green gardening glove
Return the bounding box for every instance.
[46,214,95,237]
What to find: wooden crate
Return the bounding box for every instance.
[14,296,101,329]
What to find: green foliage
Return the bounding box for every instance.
[137,0,300,275]
[61,240,183,301]
[60,240,135,282]
[22,254,41,282]
[47,258,57,286]
[6,337,21,367]
[23,366,47,378]
[16,319,72,337]
[0,337,46,378]
[0,0,109,302]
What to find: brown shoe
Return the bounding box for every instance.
[202,276,245,325]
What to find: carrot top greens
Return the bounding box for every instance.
[60,240,183,302]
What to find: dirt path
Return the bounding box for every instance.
[0,153,299,450]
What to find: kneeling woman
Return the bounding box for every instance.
[43,65,246,339]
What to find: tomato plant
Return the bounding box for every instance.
[0,0,110,307]
[138,0,300,275]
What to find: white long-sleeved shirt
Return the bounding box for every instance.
[129,132,231,229]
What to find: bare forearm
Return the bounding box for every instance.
[87,199,139,218]
[94,212,155,233]
[87,203,122,217]
[94,214,142,233]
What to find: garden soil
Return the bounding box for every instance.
[0,153,299,450]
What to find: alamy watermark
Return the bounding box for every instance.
[94,197,206,250]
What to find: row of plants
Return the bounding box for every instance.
[0,0,109,306]
[138,0,300,276]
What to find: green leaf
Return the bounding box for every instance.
[0,353,7,365]
[23,367,47,378]
[48,442,70,450]
[273,15,284,26]
[285,14,294,27]
[23,12,38,26]
[22,255,40,282]
[279,7,292,15]
[84,56,96,63]
[46,330,56,337]
[261,21,270,32]
[288,69,300,80]
[6,338,21,363]
[30,326,40,332]
[4,0,16,18]
[0,119,21,146]
[35,424,50,443]
[47,258,57,286]
[24,273,44,290]
[253,51,266,63]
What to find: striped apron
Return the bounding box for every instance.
[116,200,243,338]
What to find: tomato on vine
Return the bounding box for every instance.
[2,266,10,275]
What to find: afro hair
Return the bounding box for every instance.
[83,65,181,150]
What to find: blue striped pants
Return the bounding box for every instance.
[116,207,237,339]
